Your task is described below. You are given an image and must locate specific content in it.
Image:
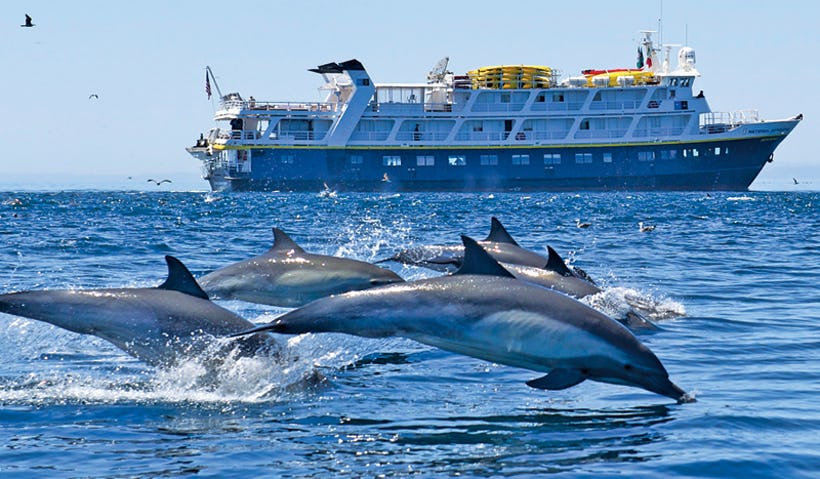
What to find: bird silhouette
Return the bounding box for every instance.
[89,94,99,100]
[21,14,34,27]
[793,178,799,185]
[638,222,655,233]
[147,179,172,185]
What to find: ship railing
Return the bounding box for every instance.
[528,131,571,140]
[270,131,325,141]
[368,102,456,113]
[530,102,585,112]
[453,132,510,141]
[229,130,262,140]
[574,129,628,139]
[632,127,686,137]
[471,103,527,113]
[589,100,640,111]
[349,131,392,141]
[699,110,760,133]
[220,99,338,113]
[395,132,450,142]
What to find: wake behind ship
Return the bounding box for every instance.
[187,31,801,192]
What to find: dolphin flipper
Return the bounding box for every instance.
[157,256,209,300]
[268,228,306,254]
[526,369,587,390]
[483,217,520,246]
[456,236,515,278]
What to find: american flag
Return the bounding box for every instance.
[205,71,212,99]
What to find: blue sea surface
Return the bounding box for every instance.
[0,190,818,478]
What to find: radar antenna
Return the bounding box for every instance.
[427,57,451,83]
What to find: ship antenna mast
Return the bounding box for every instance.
[205,66,224,100]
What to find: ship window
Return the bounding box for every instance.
[638,151,654,162]
[670,89,676,98]
[417,155,435,166]
[536,94,546,103]
[692,148,699,157]
[575,153,593,164]
[448,155,466,166]
[714,147,721,156]
[580,120,590,130]
[349,155,364,165]
[593,92,602,101]
[501,93,511,103]
[544,153,561,165]
[383,155,401,167]
[512,154,530,165]
[480,154,498,166]
[358,78,370,86]
[280,155,294,164]
[553,93,565,102]
[603,152,613,163]
[660,150,677,160]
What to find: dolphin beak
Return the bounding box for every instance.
[647,377,695,403]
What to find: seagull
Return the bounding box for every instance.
[147,179,172,185]
[382,173,390,182]
[21,14,34,27]
[89,94,99,100]
[793,178,799,185]
[575,219,591,228]
[638,221,655,233]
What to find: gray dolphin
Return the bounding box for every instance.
[236,236,691,402]
[500,249,658,330]
[380,217,596,283]
[0,256,271,367]
[198,228,405,308]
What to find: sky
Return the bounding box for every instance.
[1,0,817,191]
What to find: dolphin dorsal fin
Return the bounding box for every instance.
[483,217,520,246]
[455,235,516,278]
[544,246,574,277]
[268,228,306,254]
[157,256,210,300]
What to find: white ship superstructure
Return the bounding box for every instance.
[188,31,801,192]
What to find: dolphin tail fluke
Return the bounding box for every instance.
[483,217,520,246]
[526,369,587,390]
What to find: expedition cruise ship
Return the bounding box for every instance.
[187,31,801,192]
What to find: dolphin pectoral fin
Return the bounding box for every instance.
[526,369,586,390]
[157,256,210,300]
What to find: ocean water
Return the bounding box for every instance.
[0,190,818,478]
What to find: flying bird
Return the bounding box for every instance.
[21,14,34,27]
[89,94,99,100]
[793,178,799,185]
[147,179,172,185]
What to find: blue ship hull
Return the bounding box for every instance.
[214,136,784,192]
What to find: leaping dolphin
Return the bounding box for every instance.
[0,256,271,367]
[379,217,595,282]
[235,236,691,403]
[198,228,404,307]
